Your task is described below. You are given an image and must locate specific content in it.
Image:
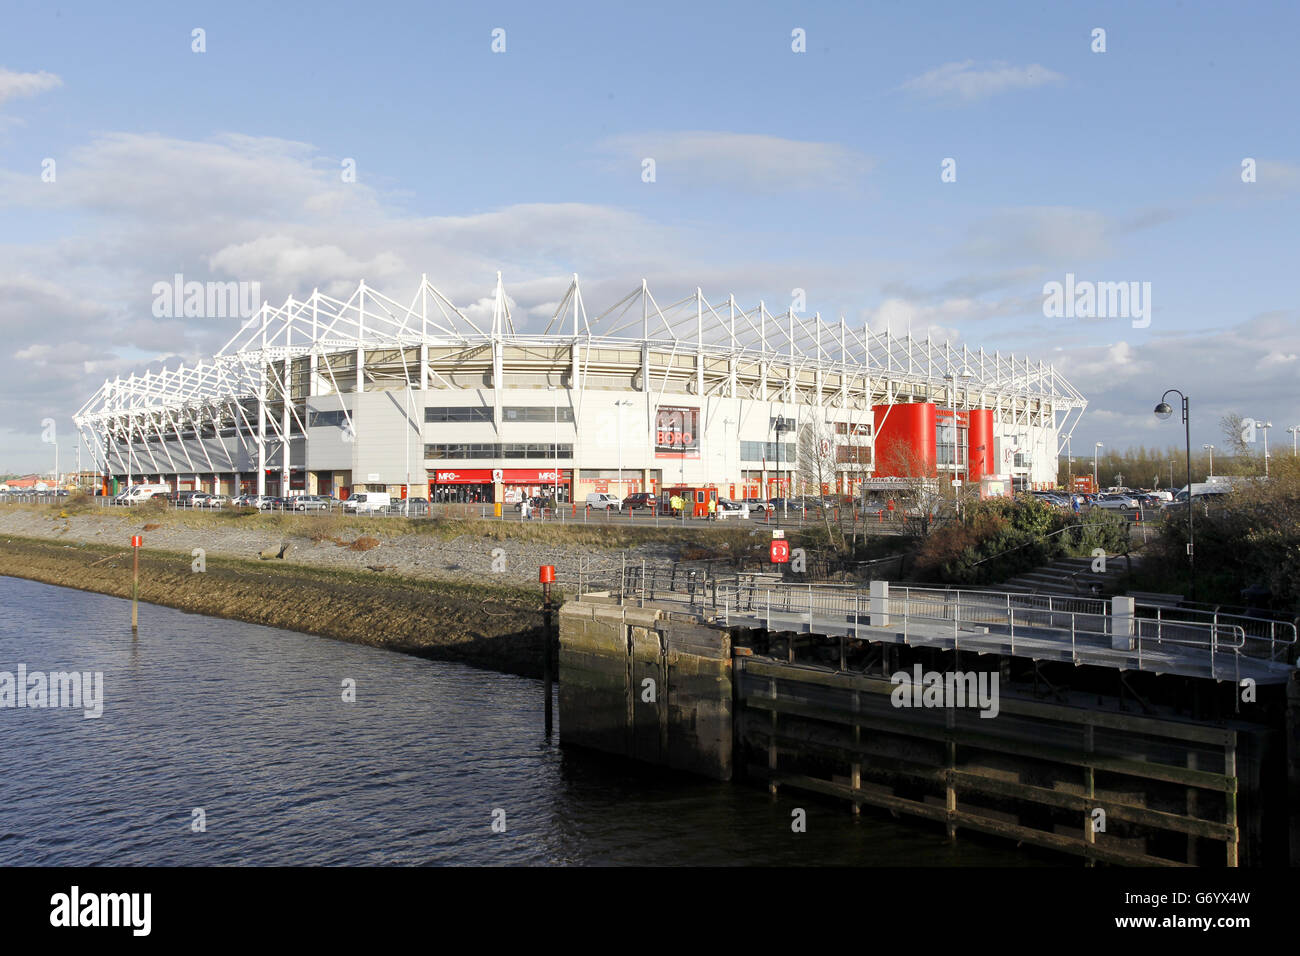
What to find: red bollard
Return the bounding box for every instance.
[878,509,883,523]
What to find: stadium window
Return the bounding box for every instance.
[502,406,574,423]
[424,406,492,423]
[308,410,349,428]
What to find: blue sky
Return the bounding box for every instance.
[1,0,1298,471]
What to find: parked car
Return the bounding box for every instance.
[1093,493,1139,510]
[121,483,171,504]
[203,494,230,509]
[401,496,429,516]
[585,492,622,511]
[742,497,773,512]
[259,496,286,511]
[622,492,656,511]
[289,495,330,511]
[344,492,391,513]
[715,498,749,519]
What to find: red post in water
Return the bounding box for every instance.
[540,565,556,734]
[130,535,142,631]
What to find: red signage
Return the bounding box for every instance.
[770,539,789,564]
[431,469,565,485]
[131,535,142,548]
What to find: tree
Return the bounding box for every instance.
[1219,413,1261,473]
[796,417,843,547]
[874,436,951,536]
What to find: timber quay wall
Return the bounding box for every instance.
[558,595,1300,867]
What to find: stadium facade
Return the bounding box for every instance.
[74,274,1087,504]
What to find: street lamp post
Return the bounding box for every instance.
[722,416,735,499]
[943,370,972,514]
[774,415,790,518]
[614,400,632,499]
[1093,442,1103,491]
[548,385,559,507]
[1288,425,1300,457]
[1154,389,1195,601]
[1257,420,1273,477]
[1202,444,1214,479]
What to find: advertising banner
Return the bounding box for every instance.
[655,405,699,458]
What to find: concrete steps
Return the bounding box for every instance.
[997,555,1130,598]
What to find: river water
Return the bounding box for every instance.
[0,576,1026,866]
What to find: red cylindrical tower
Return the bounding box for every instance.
[967,408,994,481]
[872,403,937,477]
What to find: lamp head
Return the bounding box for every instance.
[1153,402,1173,421]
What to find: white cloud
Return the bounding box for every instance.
[0,67,62,105]
[598,130,872,193]
[899,60,1064,102]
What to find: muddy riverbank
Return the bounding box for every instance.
[0,534,550,677]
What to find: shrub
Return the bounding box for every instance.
[913,494,1102,585]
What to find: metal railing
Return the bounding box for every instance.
[707,579,1272,679]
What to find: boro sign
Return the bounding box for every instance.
[655,405,699,459]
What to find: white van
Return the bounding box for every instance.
[586,492,622,511]
[345,492,391,513]
[123,483,171,504]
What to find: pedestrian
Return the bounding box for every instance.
[708,497,716,521]
[887,498,896,521]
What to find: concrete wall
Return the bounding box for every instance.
[559,600,733,780]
